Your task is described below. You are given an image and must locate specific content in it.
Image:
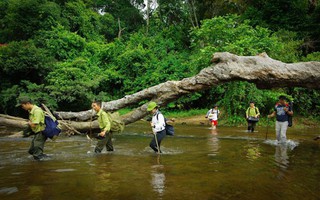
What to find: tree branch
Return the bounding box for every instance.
[2,52,320,133]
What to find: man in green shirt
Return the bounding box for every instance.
[16,97,47,160]
[91,101,113,153]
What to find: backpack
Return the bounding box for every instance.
[246,107,259,117]
[246,107,259,122]
[43,114,61,139]
[165,123,174,136]
[106,112,125,133]
[208,109,219,119]
[156,112,174,136]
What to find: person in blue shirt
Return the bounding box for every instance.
[268,95,293,143]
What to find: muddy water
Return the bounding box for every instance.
[0,122,319,200]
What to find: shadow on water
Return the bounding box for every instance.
[0,121,320,200]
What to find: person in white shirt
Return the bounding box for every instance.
[147,101,166,153]
[205,104,220,129]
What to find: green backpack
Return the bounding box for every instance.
[106,112,125,133]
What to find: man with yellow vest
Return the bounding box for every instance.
[16,97,47,160]
[91,101,113,153]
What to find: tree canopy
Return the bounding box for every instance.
[0,0,320,122]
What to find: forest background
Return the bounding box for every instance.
[1,0,320,125]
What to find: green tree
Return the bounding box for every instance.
[184,15,301,120]
[96,0,144,34]
[61,0,104,41]
[0,40,55,88]
[0,0,62,42]
[45,58,104,111]
[35,25,86,61]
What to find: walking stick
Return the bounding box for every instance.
[266,117,269,140]
[87,109,93,141]
[154,131,160,154]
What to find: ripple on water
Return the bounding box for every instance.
[263,139,299,150]
[53,169,76,172]
[0,187,18,195]
[142,146,183,155]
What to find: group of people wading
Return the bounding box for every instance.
[16,97,170,160]
[17,95,294,161]
[206,95,294,144]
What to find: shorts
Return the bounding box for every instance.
[210,120,218,126]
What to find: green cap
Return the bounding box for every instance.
[147,101,158,111]
[15,96,31,107]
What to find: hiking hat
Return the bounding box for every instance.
[147,101,158,111]
[213,104,218,107]
[16,96,31,107]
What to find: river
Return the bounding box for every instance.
[0,122,319,200]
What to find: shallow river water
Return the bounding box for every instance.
[0,122,319,200]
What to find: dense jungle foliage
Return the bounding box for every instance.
[0,0,320,122]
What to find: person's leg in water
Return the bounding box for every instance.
[251,121,257,132]
[247,120,252,132]
[95,136,107,153]
[28,132,47,160]
[279,121,288,144]
[149,130,166,153]
[106,132,114,151]
[275,121,281,143]
[212,120,218,129]
[211,120,216,129]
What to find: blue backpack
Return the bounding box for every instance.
[165,123,174,136]
[43,115,61,139]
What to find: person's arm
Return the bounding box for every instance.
[205,110,210,118]
[28,121,37,128]
[246,108,249,119]
[256,108,260,118]
[99,112,111,136]
[268,111,276,118]
[29,109,43,128]
[283,107,293,116]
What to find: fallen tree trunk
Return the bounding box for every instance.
[0,114,99,134]
[55,52,320,124]
[1,52,320,133]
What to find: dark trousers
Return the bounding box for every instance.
[150,129,166,153]
[95,132,113,153]
[28,131,47,159]
[247,121,257,132]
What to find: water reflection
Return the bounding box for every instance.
[274,144,289,169]
[274,144,290,180]
[244,142,261,161]
[208,129,220,156]
[93,156,115,195]
[151,155,166,198]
